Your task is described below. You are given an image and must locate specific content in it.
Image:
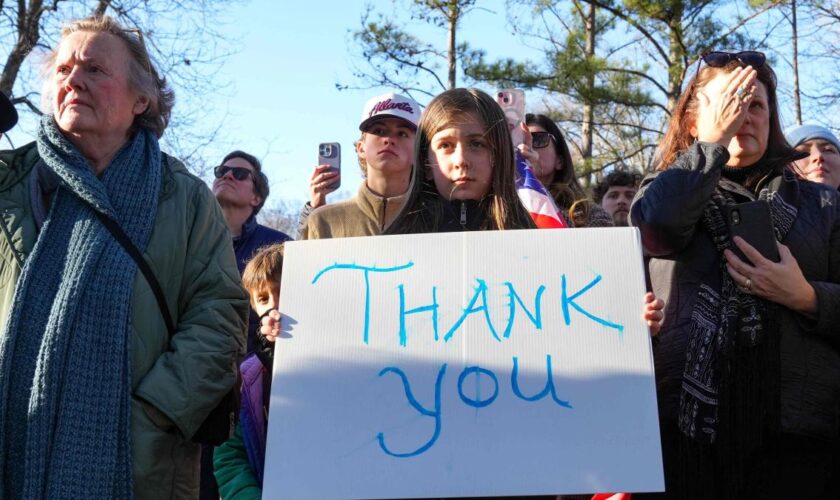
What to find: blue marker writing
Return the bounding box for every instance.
[443,279,502,343]
[377,364,447,458]
[511,355,573,408]
[312,262,413,344]
[561,274,624,335]
[457,366,499,408]
[398,285,439,346]
[503,282,545,338]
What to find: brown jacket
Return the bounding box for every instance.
[300,182,407,239]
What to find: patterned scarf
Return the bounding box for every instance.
[678,172,798,449]
[0,116,161,499]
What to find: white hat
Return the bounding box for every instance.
[359,92,421,131]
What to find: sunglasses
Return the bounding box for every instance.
[685,51,766,95]
[532,131,555,149]
[214,165,255,181]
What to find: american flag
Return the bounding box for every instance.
[514,150,569,229]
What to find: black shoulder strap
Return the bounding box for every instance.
[94,210,176,338]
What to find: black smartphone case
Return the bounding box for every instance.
[726,200,781,263]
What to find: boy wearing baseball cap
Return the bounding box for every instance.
[300,92,421,239]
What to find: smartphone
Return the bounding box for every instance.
[317,142,341,190]
[726,200,780,263]
[496,89,525,145]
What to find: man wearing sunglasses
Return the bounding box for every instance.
[206,149,290,500]
[212,151,290,317]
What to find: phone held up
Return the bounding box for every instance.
[496,89,525,145]
[726,200,780,263]
[317,142,341,190]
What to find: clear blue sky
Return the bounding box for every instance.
[200,0,537,209]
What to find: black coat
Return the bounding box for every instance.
[631,141,840,439]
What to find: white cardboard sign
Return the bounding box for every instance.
[264,228,663,499]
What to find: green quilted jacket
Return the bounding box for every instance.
[0,142,249,499]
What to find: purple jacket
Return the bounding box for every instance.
[239,354,269,485]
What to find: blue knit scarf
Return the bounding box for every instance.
[0,116,161,499]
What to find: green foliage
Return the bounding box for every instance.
[341,1,480,98]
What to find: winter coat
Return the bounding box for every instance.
[233,214,291,275]
[631,141,840,439]
[0,141,249,499]
[299,182,408,239]
[213,354,269,500]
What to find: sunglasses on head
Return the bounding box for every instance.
[532,131,555,149]
[214,165,254,181]
[684,50,766,98]
[701,51,766,69]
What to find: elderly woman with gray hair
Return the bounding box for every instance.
[0,15,247,499]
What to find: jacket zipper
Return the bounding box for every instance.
[380,198,387,231]
[460,202,467,229]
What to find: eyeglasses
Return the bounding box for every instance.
[214,165,255,182]
[532,132,555,149]
[685,51,766,96]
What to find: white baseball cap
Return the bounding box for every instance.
[359,92,421,131]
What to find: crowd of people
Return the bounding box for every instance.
[0,14,838,500]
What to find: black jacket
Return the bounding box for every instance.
[631,141,840,439]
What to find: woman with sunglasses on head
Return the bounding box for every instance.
[632,51,840,498]
[524,113,613,227]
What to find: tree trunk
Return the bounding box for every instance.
[447,1,457,89]
[666,12,685,114]
[792,0,802,125]
[0,0,44,96]
[581,1,595,169]
[93,0,112,17]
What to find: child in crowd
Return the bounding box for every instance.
[384,86,662,326]
[214,243,284,500]
[383,87,662,499]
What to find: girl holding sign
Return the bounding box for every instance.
[386,86,661,323]
[385,87,663,499]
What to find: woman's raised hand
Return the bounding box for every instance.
[694,66,758,147]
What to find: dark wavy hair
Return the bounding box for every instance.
[656,58,795,171]
[593,170,643,204]
[387,88,534,234]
